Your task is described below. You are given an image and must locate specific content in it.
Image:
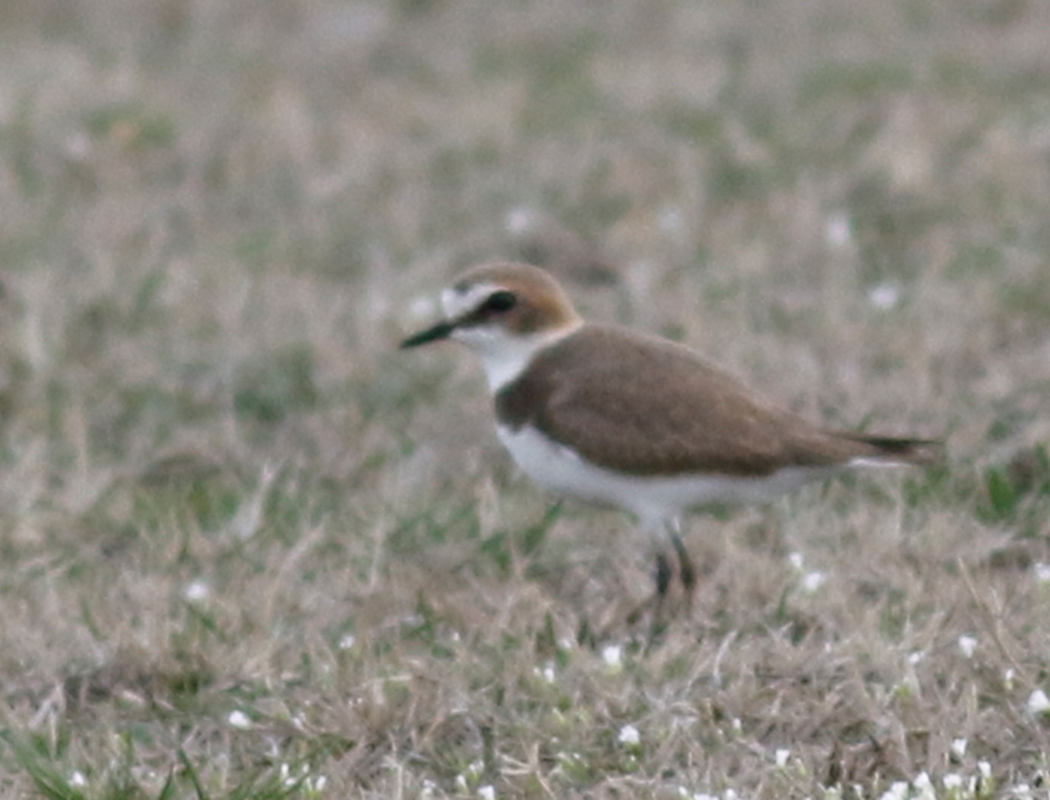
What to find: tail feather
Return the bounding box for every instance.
[846,433,944,466]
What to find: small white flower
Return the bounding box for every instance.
[913,771,935,800]
[478,784,496,800]
[775,748,790,768]
[183,580,210,603]
[879,780,908,800]
[868,283,900,311]
[408,295,438,322]
[618,724,641,746]
[504,206,536,235]
[658,206,682,232]
[1035,563,1050,583]
[227,710,253,730]
[958,635,978,658]
[908,651,925,665]
[65,132,91,161]
[541,662,556,683]
[802,571,826,593]
[788,551,805,570]
[978,761,992,779]
[1027,689,1050,715]
[602,644,623,671]
[826,213,853,247]
[283,764,300,787]
[943,772,964,789]
[339,634,357,650]
[950,737,967,759]
[309,775,327,793]
[70,771,88,788]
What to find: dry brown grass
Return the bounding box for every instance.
[1,0,1050,797]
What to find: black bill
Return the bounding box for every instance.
[400,319,456,349]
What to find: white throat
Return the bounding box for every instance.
[451,322,581,392]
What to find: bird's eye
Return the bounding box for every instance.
[484,290,517,313]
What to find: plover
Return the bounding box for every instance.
[401,261,939,615]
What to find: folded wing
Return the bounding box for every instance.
[496,325,939,477]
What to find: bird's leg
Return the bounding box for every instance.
[645,549,673,649]
[668,519,696,611]
[654,549,673,601]
[623,534,673,634]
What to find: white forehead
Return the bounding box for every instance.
[441,282,501,319]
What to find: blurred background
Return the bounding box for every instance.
[2,0,1050,797]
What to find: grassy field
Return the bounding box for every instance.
[2,0,1050,797]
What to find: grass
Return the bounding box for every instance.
[2,0,1050,796]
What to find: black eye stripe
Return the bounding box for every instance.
[484,290,517,313]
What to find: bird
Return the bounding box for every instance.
[400,260,940,623]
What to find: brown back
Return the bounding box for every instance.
[496,325,939,477]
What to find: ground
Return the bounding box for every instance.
[1,0,1050,797]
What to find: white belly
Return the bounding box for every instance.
[496,424,832,532]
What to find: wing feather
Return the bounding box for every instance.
[495,325,939,477]
[499,326,807,476]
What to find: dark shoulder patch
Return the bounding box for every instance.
[495,369,548,431]
[492,332,592,431]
